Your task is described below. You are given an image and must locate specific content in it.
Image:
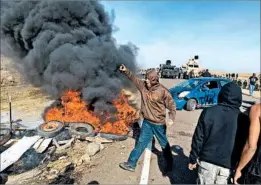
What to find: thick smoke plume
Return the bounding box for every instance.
[1,0,138,115]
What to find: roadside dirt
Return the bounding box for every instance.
[1,86,52,113]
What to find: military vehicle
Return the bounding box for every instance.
[159,60,179,78]
[181,55,202,77]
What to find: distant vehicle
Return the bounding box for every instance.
[169,77,232,111]
[160,60,179,78]
[181,55,203,77]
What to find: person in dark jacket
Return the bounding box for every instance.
[202,69,211,77]
[188,82,243,184]
[249,73,258,96]
[243,80,248,89]
[237,79,242,88]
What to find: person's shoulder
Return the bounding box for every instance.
[159,84,169,91]
[159,84,171,95]
[202,105,222,115]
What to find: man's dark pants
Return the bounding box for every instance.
[127,119,173,169]
[244,174,261,184]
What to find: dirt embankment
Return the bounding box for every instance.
[1,56,52,114]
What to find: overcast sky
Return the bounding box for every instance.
[102,1,260,73]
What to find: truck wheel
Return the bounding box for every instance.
[186,99,197,111]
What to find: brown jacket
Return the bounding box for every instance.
[125,69,176,125]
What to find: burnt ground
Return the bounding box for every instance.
[1,79,259,184]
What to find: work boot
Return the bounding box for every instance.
[119,162,135,172]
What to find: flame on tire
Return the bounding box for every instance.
[45,89,139,135]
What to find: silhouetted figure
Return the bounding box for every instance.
[202,69,211,77]
[243,80,248,89]
[237,80,242,87]
[249,73,258,96]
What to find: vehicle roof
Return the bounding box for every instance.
[191,77,231,81]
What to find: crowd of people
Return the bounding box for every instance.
[229,73,260,95]
[140,68,261,96]
[120,65,260,184]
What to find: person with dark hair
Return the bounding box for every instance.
[243,80,248,89]
[237,79,242,88]
[234,104,261,184]
[188,82,243,184]
[202,69,211,77]
[183,71,188,79]
[189,70,195,79]
[119,64,176,175]
[229,73,231,79]
[249,73,258,96]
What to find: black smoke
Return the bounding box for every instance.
[1,0,138,115]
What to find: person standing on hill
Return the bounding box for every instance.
[118,64,176,175]
[249,73,258,96]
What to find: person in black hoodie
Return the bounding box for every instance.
[188,82,243,184]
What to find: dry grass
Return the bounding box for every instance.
[1,85,53,114]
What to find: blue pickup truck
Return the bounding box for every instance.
[169,77,232,111]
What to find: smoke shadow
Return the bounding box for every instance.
[152,143,197,184]
[87,180,100,185]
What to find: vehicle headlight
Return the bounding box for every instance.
[178,91,190,99]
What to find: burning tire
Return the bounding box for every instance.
[37,121,64,138]
[69,123,95,138]
[99,133,128,141]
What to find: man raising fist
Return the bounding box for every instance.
[119,64,176,175]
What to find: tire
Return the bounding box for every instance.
[69,123,95,138]
[37,121,64,138]
[186,99,197,111]
[100,133,129,141]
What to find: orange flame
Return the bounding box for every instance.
[45,89,139,135]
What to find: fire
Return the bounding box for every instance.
[45,89,139,135]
